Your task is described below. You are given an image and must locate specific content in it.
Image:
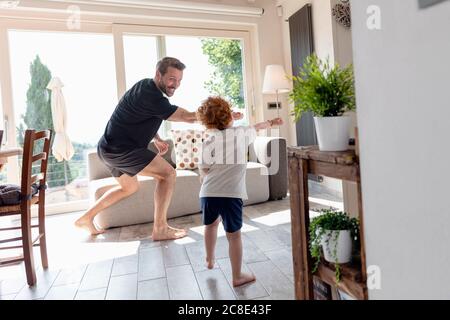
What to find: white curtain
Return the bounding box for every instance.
[47,77,74,162]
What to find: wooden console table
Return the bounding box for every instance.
[288,146,368,300]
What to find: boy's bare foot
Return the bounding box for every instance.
[74,216,105,235]
[152,225,187,241]
[232,272,256,287]
[206,257,215,269]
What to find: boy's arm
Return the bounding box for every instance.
[253,117,284,131]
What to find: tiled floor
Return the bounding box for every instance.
[0,190,343,300]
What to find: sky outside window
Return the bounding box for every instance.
[8,30,117,146]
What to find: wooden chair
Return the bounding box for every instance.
[0,129,52,286]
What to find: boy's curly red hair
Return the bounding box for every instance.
[197,96,233,130]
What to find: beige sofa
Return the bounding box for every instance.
[87,136,287,229]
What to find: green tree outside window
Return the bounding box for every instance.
[201,38,244,110]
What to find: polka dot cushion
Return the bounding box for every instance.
[171,129,205,170]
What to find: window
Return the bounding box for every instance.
[117,30,249,138]
[8,30,117,209]
[123,34,158,90]
[165,35,248,134]
[165,36,212,133]
[0,84,5,183]
[0,22,255,215]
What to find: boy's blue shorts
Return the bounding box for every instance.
[200,197,243,233]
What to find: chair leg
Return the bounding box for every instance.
[21,205,36,286]
[38,200,48,269]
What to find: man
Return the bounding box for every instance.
[75,57,243,240]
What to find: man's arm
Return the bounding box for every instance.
[153,133,163,141]
[168,108,244,123]
[167,107,197,123]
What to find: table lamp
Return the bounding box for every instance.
[262,64,291,118]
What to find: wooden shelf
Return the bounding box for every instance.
[315,259,366,300]
[288,145,368,300]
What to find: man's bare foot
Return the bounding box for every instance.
[232,272,256,287]
[206,257,215,269]
[74,216,105,235]
[152,225,187,241]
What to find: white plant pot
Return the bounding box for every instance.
[321,230,352,264]
[314,116,351,151]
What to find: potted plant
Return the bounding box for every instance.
[309,209,359,283]
[290,54,356,151]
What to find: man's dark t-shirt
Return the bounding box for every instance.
[97,78,178,177]
[103,78,178,148]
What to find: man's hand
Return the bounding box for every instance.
[232,111,244,120]
[199,168,209,184]
[154,139,169,156]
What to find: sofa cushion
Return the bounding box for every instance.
[244,162,270,205]
[87,136,288,229]
[91,163,269,229]
[171,129,205,170]
[249,137,288,200]
[92,169,202,229]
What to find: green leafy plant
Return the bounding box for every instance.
[309,208,359,283]
[201,38,244,110]
[290,54,356,121]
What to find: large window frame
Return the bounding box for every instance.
[0,19,113,214]
[112,24,255,132]
[0,17,257,215]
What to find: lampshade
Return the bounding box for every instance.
[262,64,291,94]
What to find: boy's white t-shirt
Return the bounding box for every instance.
[199,126,257,200]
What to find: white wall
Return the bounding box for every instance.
[351,0,450,299]
[256,0,291,140]
[280,0,352,195]
[280,0,346,147]
[330,0,353,67]
[327,0,359,217]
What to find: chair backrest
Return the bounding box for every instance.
[21,129,52,202]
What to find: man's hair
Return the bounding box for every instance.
[156,57,186,75]
[197,96,233,131]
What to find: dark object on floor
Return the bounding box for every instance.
[418,0,448,9]
[0,184,39,205]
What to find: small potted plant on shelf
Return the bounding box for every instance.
[309,208,360,283]
[289,54,356,151]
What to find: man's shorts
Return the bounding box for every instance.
[97,142,157,178]
[200,197,243,233]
